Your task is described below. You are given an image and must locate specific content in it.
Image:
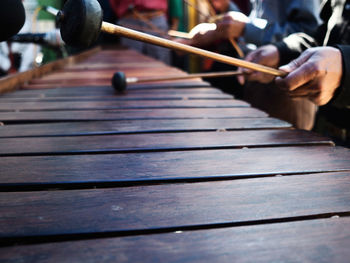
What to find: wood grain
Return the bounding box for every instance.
[0,129,332,156]
[1,146,349,185]
[1,216,349,262]
[0,118,291,138]
[0,108,267,123]
[0,87,222,98]
[1,172,350,238]
[1,47,350,263]
[0,99,249,112]
[0,93,234,102]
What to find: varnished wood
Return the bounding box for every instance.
[0,118,291,138]
[0,47,100,94]
[1,172,350,239]
[0,129,333,156]
[1,146,349,186]
[1,47,350,262]
[0,108,267,123]
[2,216,348,262]
[0,93,234,102]
[0,99,249,111]
[0,87,222,98]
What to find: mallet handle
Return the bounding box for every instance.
[101,22,285,77]
[126,71,243,84]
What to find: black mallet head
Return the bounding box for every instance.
[112,71,127,92]
[58,0,103,48]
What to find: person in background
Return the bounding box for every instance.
[240,0,350,143]
[178,0,320,99]
[176,0,242,96]
[109,0,171,65]
[168,0,186,69]
[187,0,320,54]
[169,0,185,32]
[210,0,240,14]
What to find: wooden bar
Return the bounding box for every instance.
[1,172,350,239]
[0,93,234,101]
[0,99,249,111]
[0,118,291,138]
[0,129,333,156]
[0,87,223,98]
[1,216,348,262]
[0,108,267,123]
[1,146,349,187]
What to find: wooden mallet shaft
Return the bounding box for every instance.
[127,71,242,84]
[112,71,243,91]
[101,22,286,77]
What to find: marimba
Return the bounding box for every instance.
[1,47,350,262]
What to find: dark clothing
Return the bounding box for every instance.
[276,0,350,109]
[274,0,350,144]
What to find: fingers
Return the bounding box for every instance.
[237,67,247,85]
[275,47,343,105]
[237,45,280,84]
[276,51,318,92]
[241,53,272,83]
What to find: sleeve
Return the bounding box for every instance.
[274,32,319,65]
[331,45,350,108]
[244,0,320,47]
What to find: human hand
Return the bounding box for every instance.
[275,47,343,105]
[237,44,280,85]
[216,11,248,40]
[189,23,217,38]
[186,23,218,47]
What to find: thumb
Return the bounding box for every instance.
[279,50,313,74]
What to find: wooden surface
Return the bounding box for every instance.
[0,118,291,137]
[1,48,350,262]
[2,216,349,263]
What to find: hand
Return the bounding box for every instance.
[216,11,248,40]
[188,23,217,38]
[275,47,343,106]
[237,45,280,85]
[188,23,218,47]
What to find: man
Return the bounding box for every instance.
[109,0,170,64]
[187,0,320,51]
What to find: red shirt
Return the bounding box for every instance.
[109,0,168,18]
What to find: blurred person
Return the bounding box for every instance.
[169,0,185,32]
[178,0,320,98]
[187,0,320,52]
[109,0,171,64]
[210,0,240,13]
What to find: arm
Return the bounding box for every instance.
[244,0,320,46]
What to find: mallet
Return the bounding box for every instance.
[56,0,286,77]
[112,71,243,92]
